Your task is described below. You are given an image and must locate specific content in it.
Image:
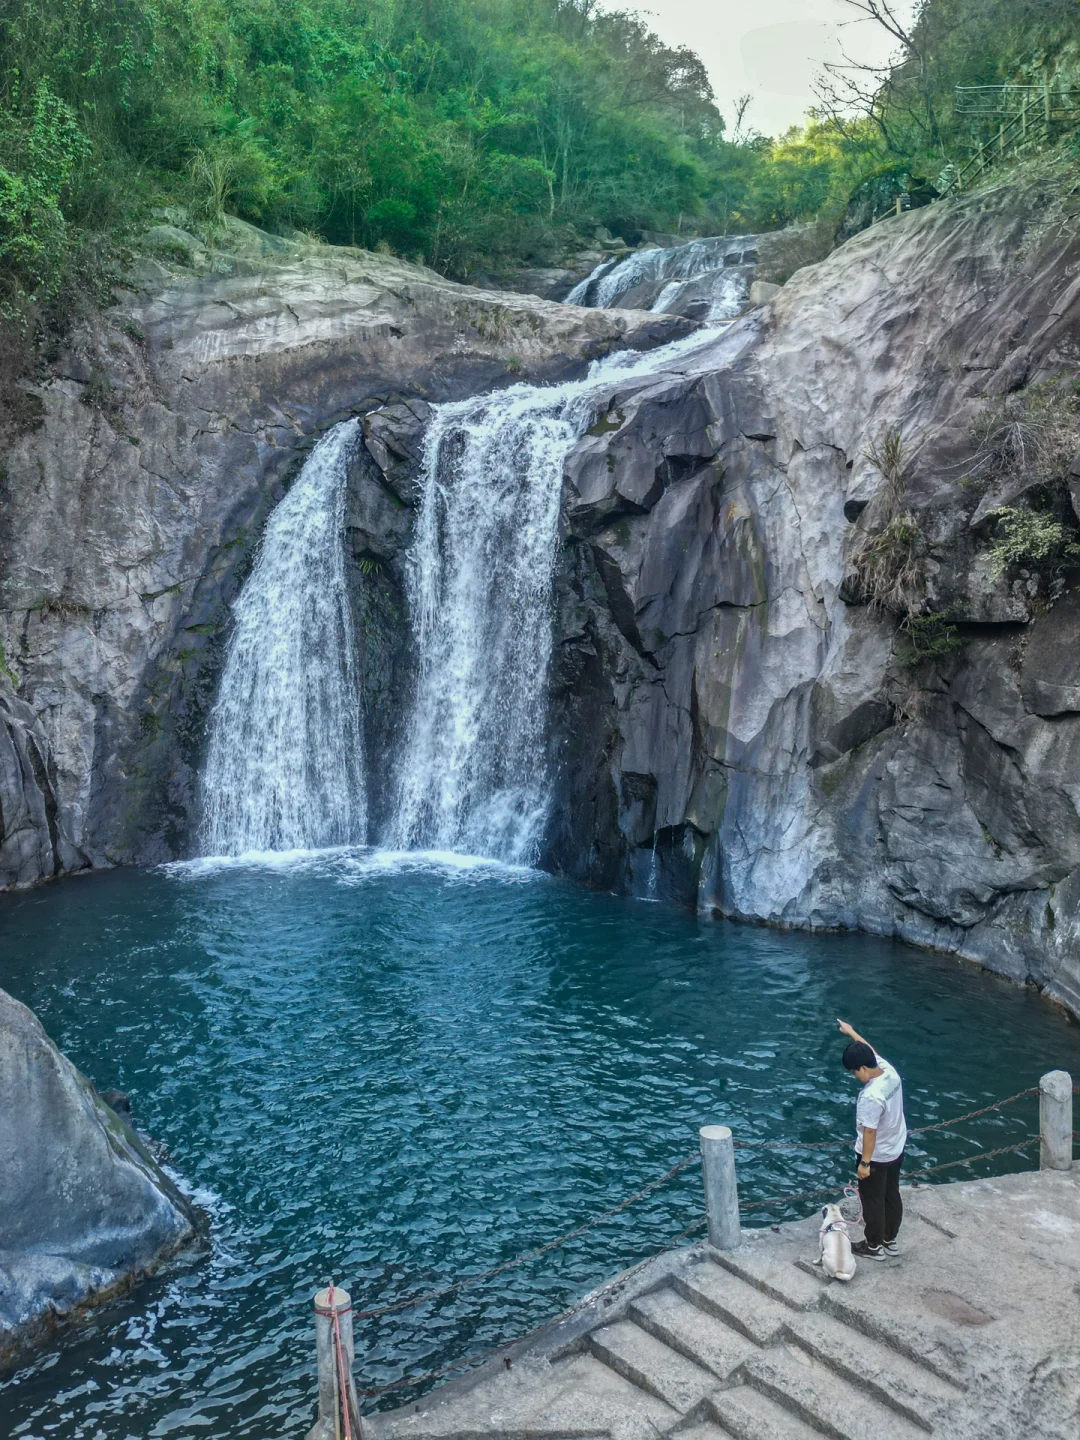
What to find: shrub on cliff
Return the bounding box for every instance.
[847,430,927,616]
[895,611,965,670]
[985,506,1080,577]
[0,82,91,319]
[970,381,1080,492]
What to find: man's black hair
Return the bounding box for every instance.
[842,1040,876,1072]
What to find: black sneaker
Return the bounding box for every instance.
[883,1239,901,1256]
[852,1240,887,1260]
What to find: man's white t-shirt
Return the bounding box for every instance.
[855,1053,908,1163]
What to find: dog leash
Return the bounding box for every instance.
[842,1181,864,1224]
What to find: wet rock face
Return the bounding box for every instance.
[0,681,85,888]
[0,986,196,1359]
[0,224,687,881]
[543,178,1080,1015]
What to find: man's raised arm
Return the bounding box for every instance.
[837,1018,873,1052]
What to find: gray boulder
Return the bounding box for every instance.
[0,987,196,1360]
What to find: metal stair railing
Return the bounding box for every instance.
[944,77,1080,194]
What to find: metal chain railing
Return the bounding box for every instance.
[351,1152,702,1322]
[740,1135,1041,1212]
[350,1085,1048,1328]
[732,1086,1041,1152]
[354,1211,708,1399]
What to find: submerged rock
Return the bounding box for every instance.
[0,987,196,1360]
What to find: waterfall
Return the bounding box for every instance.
[389,330,720,865]
[202,420,367,856]
[651,264,751,322]
[568,235,759,315]
[566,248,667,307]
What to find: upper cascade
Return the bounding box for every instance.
[202,420,367,856]
[567,235,761,321]
[389,329,722,865]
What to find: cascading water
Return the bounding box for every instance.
[202,420,367,855]
[389,330,721,865]
[566,247,668,308]
[568,235,760,318]
[651,263,750,323]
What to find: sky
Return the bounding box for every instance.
[622,0,917,136]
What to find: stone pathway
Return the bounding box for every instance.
[365,1167,1080,1440]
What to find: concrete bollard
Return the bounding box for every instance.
[308,1285,360,1440]
[1039,1070,1074,1172]
[700,1125,741,1251]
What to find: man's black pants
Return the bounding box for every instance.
[857,1151,904,1248]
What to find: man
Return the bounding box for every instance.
[838,1018,907,1259]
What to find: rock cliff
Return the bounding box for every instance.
[0,220,683,885]
[0,987,196,1359]
[347,172,1080,1015]
[543,173,1080,1015]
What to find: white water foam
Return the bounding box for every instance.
[569,235,755,316]
[389,329,723,865]
[650,280,686,314]
[342,848,540,884]
[164,845,540,888]
[201,421,367,856]
[163,846,358,880]
[566,247,667,307]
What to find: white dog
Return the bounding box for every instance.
[816,1203,857,1281]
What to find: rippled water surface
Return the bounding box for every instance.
[2,852,1078,1439]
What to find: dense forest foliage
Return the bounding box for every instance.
[1,0,1079,334]
[0,0,755,317]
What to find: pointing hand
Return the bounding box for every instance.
[837,1019,856,1038]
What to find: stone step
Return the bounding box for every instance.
[707,1385,829,1439]
[793,1256,849,1288]
[783,1310,958,1431]
[629,1286,754,1381]
[586,1318,718,1413]
[820,1289,970,1390]
[669,1424,732,1440]
[675,1260,789,1345]
[525,1352,681,1440]
[741,1345,929,1440]
[712,1248,824,1311]
[371,1351,679,1440]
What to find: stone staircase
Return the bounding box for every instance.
[575,1246,961,1440]
[366,1168,1080,1440]
[369,1240,967,1440]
